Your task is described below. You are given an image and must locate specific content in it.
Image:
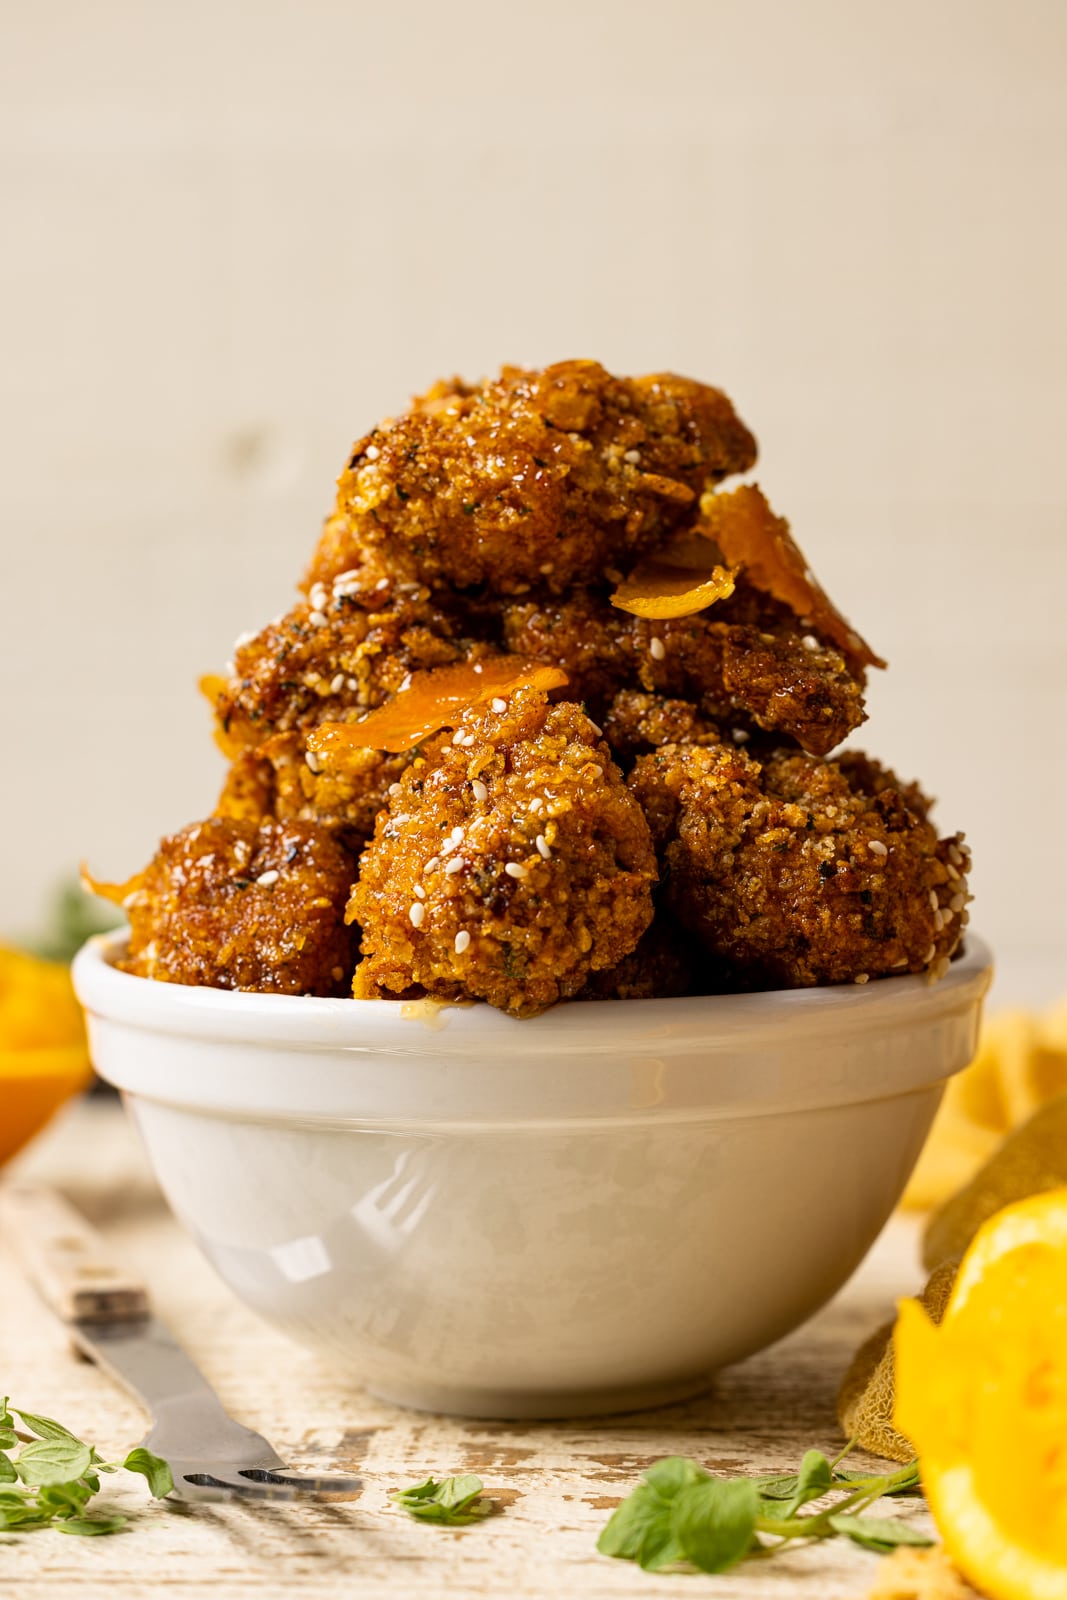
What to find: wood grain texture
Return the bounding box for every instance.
[0,1100,977,1599]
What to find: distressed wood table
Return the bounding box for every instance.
[0,1099,964,1600]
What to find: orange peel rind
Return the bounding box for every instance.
[610,556,738,619]
[307,658,569,758]
[698,483,886,670]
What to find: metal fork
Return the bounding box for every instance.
[0,1185,361,1504]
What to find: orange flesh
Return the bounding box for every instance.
[80,862,144,908]
[698,484,886,669]
[306,659,570,756]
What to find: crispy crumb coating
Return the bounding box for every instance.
[209,592,493,849]
[577,911,705,1000]
[628,743,971,987]
[120,816,356,995]
[503,578,866,754]
[308,361,757,597]
[349,688,657,1015]
[601,691,722,768]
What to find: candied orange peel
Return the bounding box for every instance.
[307,658,569,758]
[80,863,145,909]
[894,1188,1067,1600]
[698,483,886,669]
[610,550,738,619]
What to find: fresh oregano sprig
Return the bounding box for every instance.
[0,1397,172,1536]
[598,1442,931,1575]
[389,1474,492,1526]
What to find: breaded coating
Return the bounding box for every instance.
[119,816,356,995]
[208,589,493,849]
[601,690,721,768]
[577,911,701,1001]
[629,743,971,988]
[349,688,657,1016]
[308,361,757,597]
[503,578,866,754]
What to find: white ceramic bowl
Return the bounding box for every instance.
[74,933,991,1418]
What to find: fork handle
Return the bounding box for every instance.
[0,1184,150,1323]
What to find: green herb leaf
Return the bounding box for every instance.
[122,1449,174,1499]
[597,1483,677,1570]
[389,1474,491,1526]
[643,1457,710,1497]
[15,1439,92,1488]
[828,1513,934,1552]
[53,1515,128,1537]
[672,1477,760,1574]
[13,1411,84,1445]
[780,1449,833,1517]
[0,1454,17,1485]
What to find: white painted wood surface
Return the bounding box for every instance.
[0,1099,977,1599]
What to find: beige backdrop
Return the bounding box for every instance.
[2,0,1064,1002]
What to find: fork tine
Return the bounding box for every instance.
[237,1467,362,1494]
[182,1471,300,1502]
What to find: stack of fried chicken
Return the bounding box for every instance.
[96,361,971,1015]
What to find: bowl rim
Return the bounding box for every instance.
[75,931,993,1047]
[73,932,993,1125]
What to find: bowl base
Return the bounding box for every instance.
[364,1370,716,1420]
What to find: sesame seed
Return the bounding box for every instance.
[623,448,641,464]
[445,856,465,875]
[334,581,362,599]
[732,729,750,744]
[491,697,507,713]
[309,610,328,627]
[471,779,488,802]
[539,562,555,574]
[941,907,954,926]
[928,889,939,910]
[802,634,819,650]
[450,826,465,843]
[649,637,666,661]
[854,972,869,984]
[333,568,362,586]
[233,629,257,651]
[587,764,604,779]
[924,944,937,965]
[536,834,552,859]
[440,837,458,856]
[332,966,344,982]
[948,843,963,865]
[409,902,425,928]
[305,750,323,774]
[388,782,403,796]
[893,957,910,969]
[504,862,527,880]
[423,856,440,873]
[330,673,345,694]
[256,869,280,887]
[364,444,380,460]
[346,677,359,691]
[375,577,390,590]
[454,930,471,954]
[309,584,328,610]
[933,909,944,931]
[868,840,888,857]
[946,862,961,882]
[950,892,966,913]
[587,719,603,736]
[452,730,465,745]
[413,884,425,899]
[399,674,413,692]
[529,797,543,813]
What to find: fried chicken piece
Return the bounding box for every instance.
[207,589,496,849]
[629,743,971,987]
[119,816,356,995]
[601,690,721,768]
[577,911,704,1000]
[308,361,757,597]
[349,688,657,1016]
[503,578,866,754]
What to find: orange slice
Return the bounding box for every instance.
[894,1188,1067,1600]
[698,484,885,669]
[307,658,569,758]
